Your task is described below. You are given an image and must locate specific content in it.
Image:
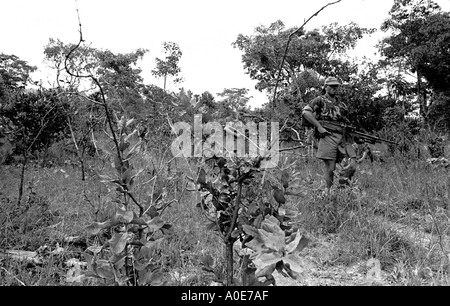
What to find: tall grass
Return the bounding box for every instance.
[1,151,449,285]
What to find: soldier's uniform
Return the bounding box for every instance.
[303,94,356,162]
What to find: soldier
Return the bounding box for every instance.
[302,77,357,192]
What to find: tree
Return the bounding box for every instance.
[216,88,252,118]
[45,38,148,118]
[1,53,38,165]
[380,0,450,121]
[43,38,97,89]
[0,53,37,103]
[232,20,374,105]
[0,53,37,90]
[232,21,375,141]
[151,42,183,91]
[1,88,69,204]
[96,48,148,118]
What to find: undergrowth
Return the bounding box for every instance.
[1,152,449,286]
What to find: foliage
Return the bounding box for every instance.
[232,20,374,98]
[242,215,310,282]
[232,20,377,142]
[340,60,393,132]
[44,38,148,119]
[217,88,251,113]
[0,88,69,157]
[83,116,171,285]
[380,0,450,121]
[96,48,148,118]
[43,38,97,89]
[427,93,450,132]
[0,53,37,92]
[190,154,309,285]
[151,42,183,90]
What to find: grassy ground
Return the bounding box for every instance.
[0,151,449,286]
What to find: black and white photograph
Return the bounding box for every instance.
[1,0,449,291]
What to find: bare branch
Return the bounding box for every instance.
[271,0,343,108]
[65,0,122,163]
[278,145,307,153]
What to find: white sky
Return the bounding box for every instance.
[2,0,449,108]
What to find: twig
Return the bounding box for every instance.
[126,191,144,217]
[271,0,342,108]
[278,145,307,153]
[0,267,26,286]
[225,177,244,242]
[65,0,122,163]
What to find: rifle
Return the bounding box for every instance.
[319,121,398,145]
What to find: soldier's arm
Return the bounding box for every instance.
[302,99,330,135]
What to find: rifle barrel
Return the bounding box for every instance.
[320,121,397,145]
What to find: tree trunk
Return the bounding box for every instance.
[80,157,86,181]
[225,240,234,286]
[417,69,427,121]
[17,153,28,206]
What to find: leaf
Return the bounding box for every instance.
[273,189,286,205]
[96,141,113,155]
[248,202,259,216]
[281,170,289,189]
[109,253,127,270]
[134,239,162,271]
[134,241,160,271]
[254,263,277,279]
[130,217,147,226]
[257,216,285,252]
[197,168,207,185]
[145,206,159,218]
[141,270,164,286]
[245,236,268,253]
[125,140,141,159]
[95,260,115,280]
[282,253,306,275]
[262,215,281,229]
[231,228,242,238]
[206,222,218,231]
[201,254,214,268]
[253,215,263,228]
[85,219,120,235]
[115,208,134,224]
[280,208,298,219]
[98,174,113,183]
[160,224,174,235]
[109,232,130,255]
[275,261,289,278]
[242,224,259,237]
[286,231,310,255]
[186,181,199,191]
[252,252,283,271]
[114,274,130,286]
[146,217,165,231]
[122,168,134,186]
[119,141,130,152]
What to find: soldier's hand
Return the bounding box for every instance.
[317,126,331,136]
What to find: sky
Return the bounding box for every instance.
[2,0,450,108]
